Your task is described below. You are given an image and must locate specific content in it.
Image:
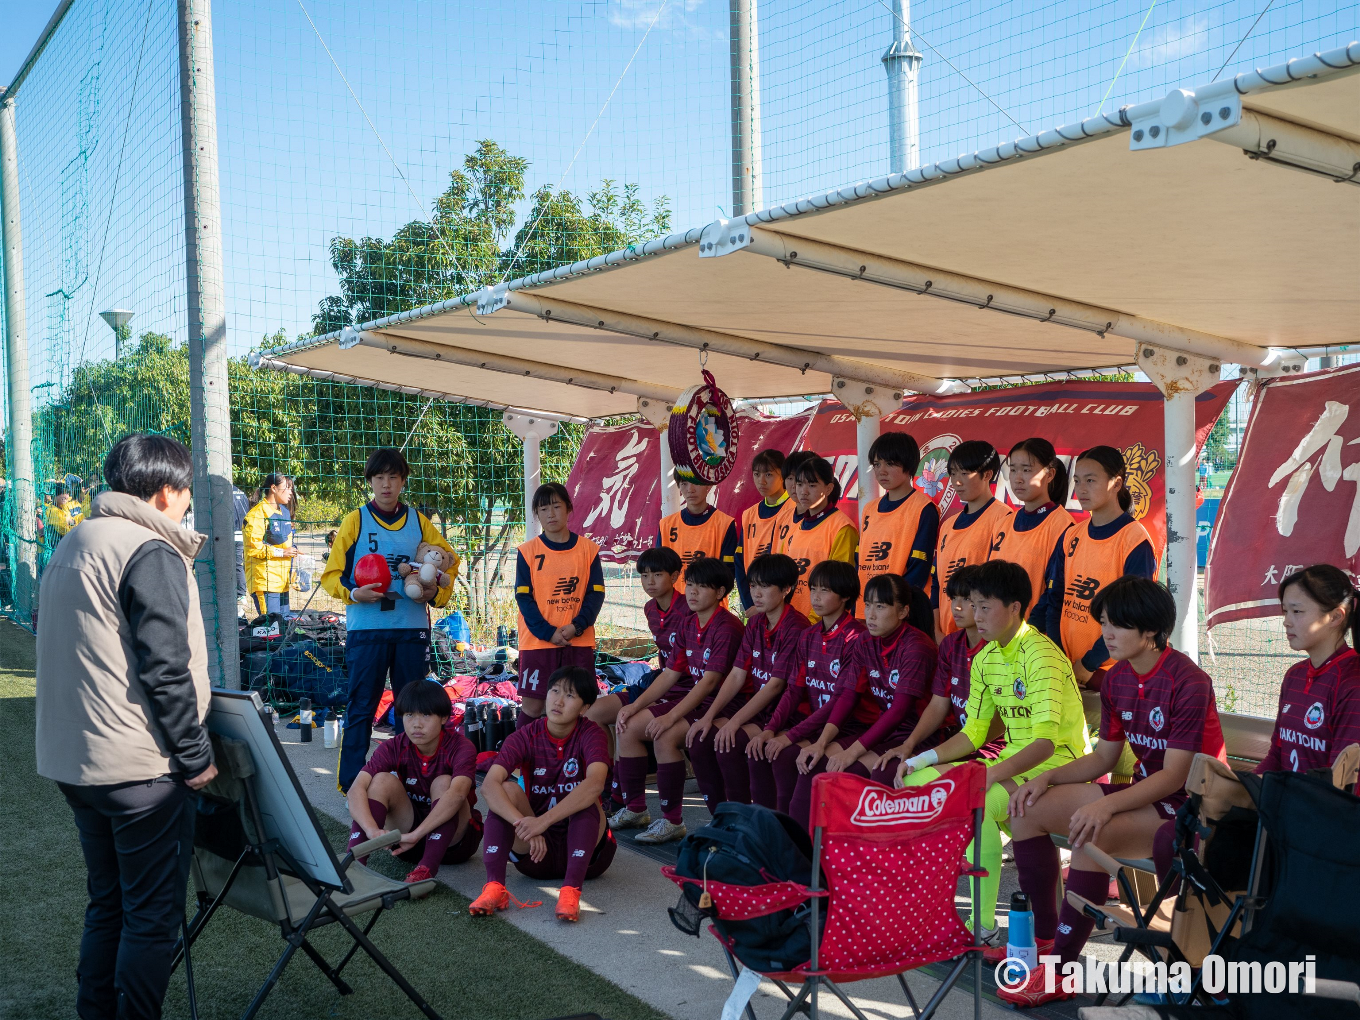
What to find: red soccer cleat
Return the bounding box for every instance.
[404,864,434,884]
[556,885,582,922]
[983,937,1053,964]
[996,963,1074,1008]
[469,881,510,915]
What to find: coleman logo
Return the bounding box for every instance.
[850,780,954,826]
[1304,702,1325,730]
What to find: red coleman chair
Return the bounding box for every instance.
[665,763,988,1020]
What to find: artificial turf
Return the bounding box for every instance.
[0,619,669,1020]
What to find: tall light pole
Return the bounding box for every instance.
[99,308,133,359]
[883,0,923,173]
[729,0,763,216]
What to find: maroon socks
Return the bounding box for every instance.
[416,813,464,875]
[1012,834,1062,940]
[686,730,727,815]
[748,757,778,809]
[347,799,388,864]
[481,812,513,885]
[1054,868,1110,963]
[788,759,828,830]
[715,730,753,805]
[771,744,801,814]
[1153,819,1176,884]
[616,755,650,813]
[655,761,688,823]
[563,810,600,889]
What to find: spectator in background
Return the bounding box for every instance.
[36,433,217,1020]
[232,483,250,607]
[243,473,298,617]
[45,483,84,546]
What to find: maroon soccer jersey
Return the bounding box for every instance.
[360,722,478,812]
[644,589,693,670]
[932,629,985,728]
[737,605,812,699]
[781,613,868,741]
[1101,648,1226,806]
[850,624,938,749]
[667,606,745,700]
[1257,647,1360,775]
[493,716,612,816]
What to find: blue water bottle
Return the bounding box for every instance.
[1006,891,1037,970]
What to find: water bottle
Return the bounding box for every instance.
[463,699,484,752]
[324,714,342,748]
[496,624,509,647]
[298,697,314,743]
[1006,891,1037,970]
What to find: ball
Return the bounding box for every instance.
[354,553,392,591]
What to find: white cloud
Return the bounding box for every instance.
[608,0,710,38]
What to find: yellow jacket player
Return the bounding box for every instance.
[516,482,606,721]
[655,472,739,592]
[934,441,1012,638]
[736,449,795,610]
[857,431,939,616]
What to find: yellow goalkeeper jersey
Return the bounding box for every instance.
[963,621,1091,762]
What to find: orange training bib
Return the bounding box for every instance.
[936,500,1014,636]
[995,505,1075,621]
[857,490,933,617]
[1059,518,1153,666]
[517,534,600,651]
[781,508,857,619]
[659,508,735,593]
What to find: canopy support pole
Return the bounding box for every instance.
[503,414,558,541]
[834,378,899,521]
[637,397,680,517]
[1137,346,1220,664]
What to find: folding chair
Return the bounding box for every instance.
[174,728,444,1020]
[665,763,988,1020]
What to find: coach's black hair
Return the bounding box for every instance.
[364,447,411,481]
[868,432,922,475]
[685,556,735,596]
[395,678,453,720]
[946,440,1002,484]
[548,666,599,707]
[104,433,194,500]
[1009,438,1070,507]
[791,455,843,511]
[751,448,786,475]
[1279,564,1360,650]
[1090,576,1177,651]
[531,482,573,513]
[637,546,683,575]
[863,574,934,635]
[673,468,714,489]
[965,559,1033,615]
[746,553,799,592]
[944,563,982,602]
[1075,445,1132,513]
[807,559,860,609]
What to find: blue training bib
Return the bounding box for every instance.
[347,504,428,631]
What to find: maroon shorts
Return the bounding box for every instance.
[395,807,484,866]
[1101,779,1183,821]
[517,645,596,700]
[510,822,617,882]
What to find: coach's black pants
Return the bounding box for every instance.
[59,776,195,1020]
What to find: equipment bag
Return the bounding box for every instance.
[671,803,826,973]
[243,639,346,706]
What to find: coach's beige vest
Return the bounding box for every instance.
[35,491,211,785]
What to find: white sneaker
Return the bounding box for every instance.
[633,818,687,845]
[608,807,652,830]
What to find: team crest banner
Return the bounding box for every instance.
[801,380,1237,561]
[1205,365,1360,628]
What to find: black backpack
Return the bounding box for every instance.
[671,803,826,973]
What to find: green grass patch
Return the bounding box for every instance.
[0,619,666,1020]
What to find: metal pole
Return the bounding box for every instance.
[179,0,240,689]
[855,413,881,522]
[659,436,680,518]
[503,413,557,541]
[729,0,763,216]
[882,0,922,173]
[0,91,37,621]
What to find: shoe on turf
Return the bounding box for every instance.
[983,937,1053,964]
[633,818,686,844]
[996,963,1073,1008]
[608,806,652,830]
[469,881,510,915]
[404,864,434,884]
[556,885,582,922]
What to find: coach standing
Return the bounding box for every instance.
[35,433,218,1020]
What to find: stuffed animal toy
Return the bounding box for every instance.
[397,542,455,600]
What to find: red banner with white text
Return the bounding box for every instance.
[1205,365,1360,628]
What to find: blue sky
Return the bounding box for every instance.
[2,0,1357,394]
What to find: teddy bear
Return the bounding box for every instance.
[397,542,455,601]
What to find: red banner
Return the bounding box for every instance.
[801,381,1237,560]
[567,410,814,562]
[1205,365,1360,628]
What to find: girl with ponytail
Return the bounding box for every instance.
[935,441,1014,639]
[1045,446,1156,687]
[1256,565,1360,777]
[779,455,859,619]
[998,439,1076,631]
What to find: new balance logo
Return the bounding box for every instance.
[572,849,586,857]
[864,541,893,562]
[429,833,441,840]
[795,558,811,575]
[1066,575,1100,600]
[551,576,581,596]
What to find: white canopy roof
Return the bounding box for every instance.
[257,44,1360,418]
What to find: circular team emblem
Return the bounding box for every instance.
[888,669,900,689]
[563,758,580,779]
[1013,678,1027,700]
[668,369,740,484]
[703,647,712,663]
[1304,701,1326,730]
[830,659,841,677]
[1149,706,1165,732]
